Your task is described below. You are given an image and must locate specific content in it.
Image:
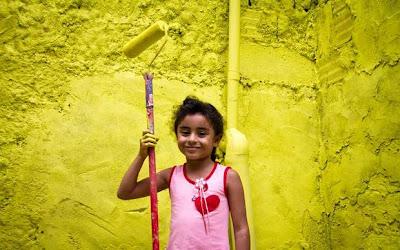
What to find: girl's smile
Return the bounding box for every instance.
[177,113,220,161]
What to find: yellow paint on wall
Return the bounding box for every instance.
[1,0,399,249]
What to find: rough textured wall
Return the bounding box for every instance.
[316,0,400,248]
[1,0,399,249]
[238,0,400,248]
[1,0,227,248]
[238,1,327,248]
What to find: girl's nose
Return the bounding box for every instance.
[188,133,197,143]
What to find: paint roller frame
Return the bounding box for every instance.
[122,21,169,250]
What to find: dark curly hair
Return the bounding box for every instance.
[173,96,224,161]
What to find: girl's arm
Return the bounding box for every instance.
[117,131,171,200]
[227,169,250,250]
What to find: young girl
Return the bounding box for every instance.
[117,96,250,250]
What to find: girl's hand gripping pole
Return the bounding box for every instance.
[144,73,159,250]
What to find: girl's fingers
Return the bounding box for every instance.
[141,139,157,145]
[141,136,154,141]
[140,136,159,148]
[141,133,159,141]
[142,142,156,148]
[140,130,159,149]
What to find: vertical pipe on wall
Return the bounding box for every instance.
[226,0,256,249]
[227,0,240,130]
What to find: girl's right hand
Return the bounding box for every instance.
[139,130,159,158]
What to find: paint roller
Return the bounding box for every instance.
[123,21,169,62]
[123,21,168,250]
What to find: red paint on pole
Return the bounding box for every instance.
[144,73,159,250]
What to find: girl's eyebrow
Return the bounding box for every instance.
[178,126,190,130]
[178,126,209,131]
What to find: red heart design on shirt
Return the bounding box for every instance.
[194,195,220,215]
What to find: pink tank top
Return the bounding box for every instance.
[167,162,231,250]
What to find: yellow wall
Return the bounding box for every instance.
[0,0,399,249]
[317,0,400,248]
[239,2,323,248]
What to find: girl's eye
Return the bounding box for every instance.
[198,130,207,137]
[180,130,190,136]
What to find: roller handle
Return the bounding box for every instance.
[144,73,159,250]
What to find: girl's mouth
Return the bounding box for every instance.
[186,146,200,151]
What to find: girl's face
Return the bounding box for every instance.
[176,113,220,162]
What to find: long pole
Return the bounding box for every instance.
[144,72,159,250]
